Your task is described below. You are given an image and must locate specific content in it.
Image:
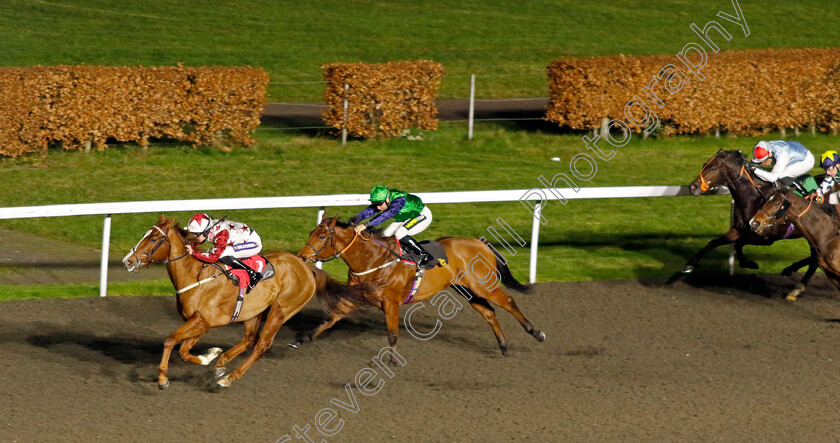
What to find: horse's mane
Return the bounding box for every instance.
[333,218,385,236]
[785,190,840,229]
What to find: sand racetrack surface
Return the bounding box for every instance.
[2,273,840,441]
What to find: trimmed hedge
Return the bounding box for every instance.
[0,66,268,157]
[322,60,444,138]
[546,48,840,136]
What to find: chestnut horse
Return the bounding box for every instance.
[123,214,365,389]
[751,187,840,291]
[678,150,819,300]
[295,217,545,357]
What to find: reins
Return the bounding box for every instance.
[308,224,404,275]
[697,153,767,198]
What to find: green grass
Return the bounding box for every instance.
[1,125,836,299]
[2,0,839,299]
[0,0,838,100]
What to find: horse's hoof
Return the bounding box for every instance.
[781,268,794,277]
[289,341,301,349]
[217,377,231,388]
[214,367,226,378]
[500,347,509,356]
[158,380,169,391]
[536,331,546,342]
[681,265,694,274]
[199,347,223,366]
[785,294,798,302]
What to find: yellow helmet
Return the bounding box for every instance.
[820,150,840,169]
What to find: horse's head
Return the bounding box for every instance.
[749,189,796,235]
[123,214,182,271]
[298,216,348,264]
[688,150,748,196]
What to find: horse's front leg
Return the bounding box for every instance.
[381,296,401,365]
[215,315,262,378]
[159,313,210,390]
[786,248,819,301]
[179,337,222,366]
[734,237,759,269]
[682,228,740,273]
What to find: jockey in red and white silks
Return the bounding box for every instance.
[186,213,263,291]
[752,140,815,183]
[188,217,262,262]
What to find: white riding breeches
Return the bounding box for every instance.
[383,206,433,239]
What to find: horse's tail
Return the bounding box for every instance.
[310,266,374,313]
[481,240,532,293]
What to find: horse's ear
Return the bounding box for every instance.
[157,214,166,224]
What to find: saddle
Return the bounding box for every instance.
[400,240,448,271]
[225,255,275,289]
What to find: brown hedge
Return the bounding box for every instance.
[546,48,840,135]
[0,66,268,157]
[322,60,444,138]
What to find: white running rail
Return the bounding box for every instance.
[0,186,729,296]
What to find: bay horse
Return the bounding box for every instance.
[123,214,366,389]
[677,149,819,300]
[750,187,840,292]
[295,216,545,357]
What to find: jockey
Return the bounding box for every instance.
[185,213,263,292]
[350,185,434,266]
[751,140,815,183]
[813,150,840,204]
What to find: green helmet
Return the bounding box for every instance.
[369,185,389,203]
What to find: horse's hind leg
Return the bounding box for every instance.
[291,300,359,348]
[469,285,545,344]
[178,338,222,366]
[218,306,285,388]
[159,313,210,390]
[214,315,262,378]
[465,295,509,356]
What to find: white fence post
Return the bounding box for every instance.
[341,83,349,146]
[315,207,325,269]
[529,203,542,284]
[99,214,112,297]
[729,198,735,275]
[468,74,476,140]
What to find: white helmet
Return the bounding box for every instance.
[187,213,212,235]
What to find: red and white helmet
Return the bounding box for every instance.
[752,141,771,163]
[187,213,212,235]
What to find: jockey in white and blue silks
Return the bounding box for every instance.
[751,140,815,183]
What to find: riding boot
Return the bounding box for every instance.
[400,235,431,267]
[221,256,262,293]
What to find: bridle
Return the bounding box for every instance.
[124,225,189,267]
[754,192,813,227]
[305,225,360,263]
[697,152,767,198]
[305,223,404,275]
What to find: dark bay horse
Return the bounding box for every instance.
[678,149,818,300]
[751,188,840,291]
[123,214,365,389]
[296,217,545,356]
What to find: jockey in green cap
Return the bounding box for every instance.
[350,185,433,266]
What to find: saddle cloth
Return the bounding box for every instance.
[400,240,448,271]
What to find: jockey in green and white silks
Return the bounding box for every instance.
[351,185,434,266]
